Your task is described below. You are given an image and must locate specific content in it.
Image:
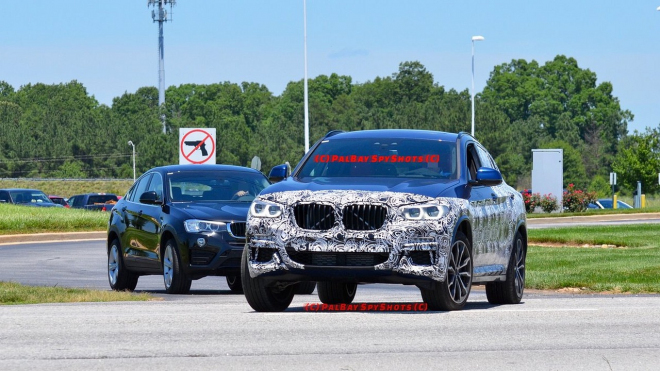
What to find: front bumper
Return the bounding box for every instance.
[182,232,245,279]
[246,191,468,284]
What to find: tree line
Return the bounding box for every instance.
[0,55,658,195]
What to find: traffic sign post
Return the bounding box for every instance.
[179,128,216,165]
[610,172,616,207]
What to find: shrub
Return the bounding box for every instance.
[523,192,541,213]
[539,194,558,213]
[563,183,597,212]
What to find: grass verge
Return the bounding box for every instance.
[0,203,107,235]
[527,224,660,293]
[0,282,153,305]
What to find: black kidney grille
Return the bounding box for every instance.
[342,204,387,230]
[228,222,246,238]
[294,203,335,230]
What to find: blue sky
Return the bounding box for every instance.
[1,0,659,133]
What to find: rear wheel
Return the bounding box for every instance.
[486,231,526,304]
[163,240,192,294]
[226,274,243,293]
[241,248,295,312]
[295,281,317,295]
[317,282,357,304]
[420,231,473,311]
[108,239,138,291]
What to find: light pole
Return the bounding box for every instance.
[303,0,310,153]
[471,35,484,137]
[128,141,136,182]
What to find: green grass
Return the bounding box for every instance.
[0,281,153,305]
[527,206,660,218]
[527,224,660,293]
[0,179,133,199]
[0,203,107,235]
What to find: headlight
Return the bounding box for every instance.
[402,204,449,220]
[184,219,226,233]
[250,200,283,218]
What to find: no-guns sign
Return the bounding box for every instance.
[179,128,216,165]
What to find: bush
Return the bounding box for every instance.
[539,194,558,213]
[563,184,597,212]
[523,192,541,213]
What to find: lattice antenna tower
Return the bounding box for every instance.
[148,0,176,134]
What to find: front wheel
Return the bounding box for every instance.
[486,231,526,304]
[241,248,295,312]
[420,231,473,311]
[226,274,243,293]
[317,282,357,304]
[163,240,192,294]
[108,239,138,291]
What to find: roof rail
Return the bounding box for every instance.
[457,131,473,140]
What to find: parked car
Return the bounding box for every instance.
[242,129,528,312]
[49,195,69,208]
[67,193,118,212]
[106,164,273,294]
[0,188,63,208]
[587,199,633,209]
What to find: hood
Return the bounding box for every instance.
[262,177,462,199]
[172,201,250,222]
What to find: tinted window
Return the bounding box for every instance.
[466,144,481,181]
[147,173,164,201]
[298,138,458,179]
[476,145,497,170]
[168,170,270,202]
[130,174,152,203]
[0,191,8,202]
[88,195,118,204]
[9,190,51,204]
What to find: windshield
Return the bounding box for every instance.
[297,138,458,180]
[10,190,52,204]
[168,170,270,202]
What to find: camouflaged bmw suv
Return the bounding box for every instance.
[241,130,527,312]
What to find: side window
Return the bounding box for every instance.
[466,144,482,181]
[147,173,164,201]
[0,191,8,202]
[476,145,496,170]
[129,174,152,203]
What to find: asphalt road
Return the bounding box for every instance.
[1,240,660,370]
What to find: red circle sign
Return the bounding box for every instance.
[180,129,216,164]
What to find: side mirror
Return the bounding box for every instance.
[268,164,290,183]
[139,191,161,205]
[471,167,503,186]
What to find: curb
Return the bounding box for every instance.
[527,212,660,225]
[0,231,106,245]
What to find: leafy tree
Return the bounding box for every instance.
[612,128,660,195]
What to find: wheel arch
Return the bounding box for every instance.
[107,231,120,254]
[453,216,473,249]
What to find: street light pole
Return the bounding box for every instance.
[471,35,484,137]
[303,0,310,153]
[128,141,136,182]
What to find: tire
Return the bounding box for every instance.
[295,281,317,295]
[486,231,526,305]
[420,231,473,311]
[317,282,357,304]
[108,239,138,291]
[162,240,192,294]
[241,247,295,312]
[226,274,243,293]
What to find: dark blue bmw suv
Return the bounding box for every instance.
[107,164,270,294]
[242,130,527,311]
